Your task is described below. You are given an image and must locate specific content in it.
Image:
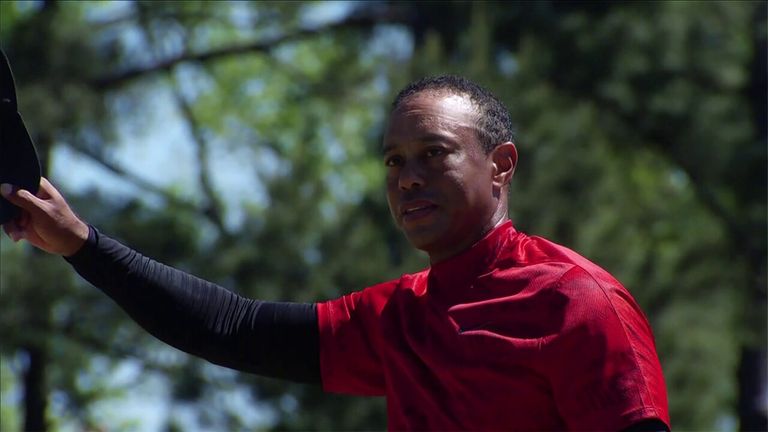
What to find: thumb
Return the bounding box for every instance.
[0,183,47,214]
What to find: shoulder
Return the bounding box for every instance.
[507,231,611,274]
[539,264,661,390]
[502,231,630,308]
[541,266,669,429]
[320,269,429,318]
[497,233,650,341]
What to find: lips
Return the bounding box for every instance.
[399,200,438,223]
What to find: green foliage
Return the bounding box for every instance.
[0,356,20,431]
[0,1,763,431]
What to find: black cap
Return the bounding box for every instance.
[1,49,41,224]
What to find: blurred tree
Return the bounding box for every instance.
[0,1,764,431]
[2,1,414,430]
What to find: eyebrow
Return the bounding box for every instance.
[381,132,457,155]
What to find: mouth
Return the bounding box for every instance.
[400,201,438,223]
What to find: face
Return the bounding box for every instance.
[382,91,513,263]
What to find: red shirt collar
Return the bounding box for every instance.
[427,220,517,299]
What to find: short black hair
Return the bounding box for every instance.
[391,75,515,153]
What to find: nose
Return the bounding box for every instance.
[398,160,425,190]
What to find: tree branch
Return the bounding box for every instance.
[137,18,230,236]
[69,144,204,215]
[91,13,401,90]
[55,327,185,376]
[170,82,228,235]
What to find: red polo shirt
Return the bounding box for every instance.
[317,221,670,431]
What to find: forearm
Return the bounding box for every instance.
[64,226,320,383]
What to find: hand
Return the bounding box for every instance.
[1,177,89,256]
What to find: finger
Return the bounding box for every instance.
[16,210,31,229]
[2,219,23,242]
[38,177,63,201]
[0,183,47,214]
[3,216,48,246]
[21,226,50,249]
[3,219,16,236]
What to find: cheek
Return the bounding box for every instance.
[441,167,490,207]
[385,171,398,189]
[384,177,399,216]
[385,174,399,204]
[438,173,472,205]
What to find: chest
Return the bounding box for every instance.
[374,287,567,430]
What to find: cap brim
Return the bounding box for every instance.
[0,49,41,224]
[1,49,17,112]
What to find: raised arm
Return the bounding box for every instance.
[1,179,320,383]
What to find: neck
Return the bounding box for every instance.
[428,213,509,265]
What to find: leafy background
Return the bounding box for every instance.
[0,1,765,431]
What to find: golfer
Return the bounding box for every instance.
[2,75,670,431]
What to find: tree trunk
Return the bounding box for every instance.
[22,345,47,432]
[738,347,767,431]
[21,129,54,432]
[740,5,768,431]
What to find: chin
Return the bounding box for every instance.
[402,226,445,253]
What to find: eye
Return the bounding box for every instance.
[384,155,403,167]
[425,148,445,158]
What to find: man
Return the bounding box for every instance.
[2,75,670,431]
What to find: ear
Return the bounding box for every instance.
[491,142,517,188]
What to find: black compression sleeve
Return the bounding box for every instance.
[621,419,670,432]
[64,226,320,383]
